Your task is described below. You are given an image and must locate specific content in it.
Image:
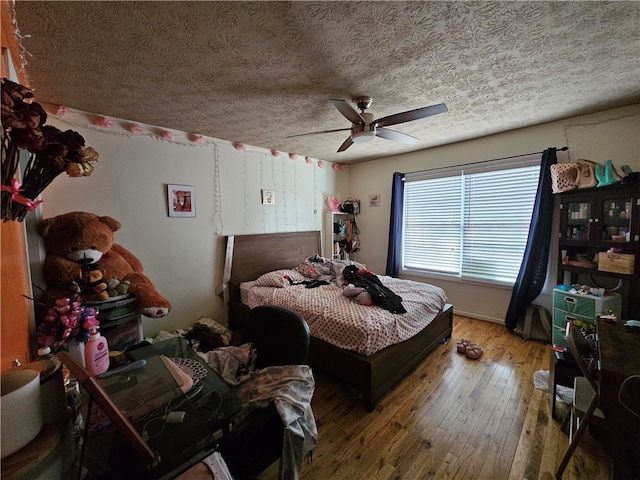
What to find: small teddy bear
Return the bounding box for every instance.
[78,264,109,302]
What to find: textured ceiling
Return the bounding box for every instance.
[11,1,640,164]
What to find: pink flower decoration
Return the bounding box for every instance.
[234,142,246,152]
[95,115,112,128]
[55,105,70,117]
[161,130,173,140]
[289,153,298,161]
[271,149,280,157]
[332,164,340,171]
[305,157,312,164]
[317,160,324,168]
[340,164,348,171]
[129,123,144,135]
[327,196,340,212]
[191,134,205,145]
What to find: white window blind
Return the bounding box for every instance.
[402,154,541,285]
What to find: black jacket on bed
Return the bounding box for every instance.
[342,265,407,314]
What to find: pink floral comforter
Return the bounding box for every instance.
[240,269,448,356]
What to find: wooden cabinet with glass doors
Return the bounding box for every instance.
[558,180,639,318]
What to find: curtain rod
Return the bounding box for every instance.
[404,146,568,176]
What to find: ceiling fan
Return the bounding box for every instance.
[287,97,448,152]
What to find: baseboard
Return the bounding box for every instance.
[453,309,504,324]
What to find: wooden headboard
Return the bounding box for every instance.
[222,231,321,329]
[223,231,321,305]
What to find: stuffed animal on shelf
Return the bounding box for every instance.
[37,211,171,318]
[78,263,109,302]
[106,277,130,298]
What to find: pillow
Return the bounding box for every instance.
[253,269,305,288]
[292,261,317,278]
[292,254,330,278]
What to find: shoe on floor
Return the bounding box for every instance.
[465,343,483,360]
[456,338,473,353]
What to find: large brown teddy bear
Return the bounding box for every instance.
[37,211,171,318]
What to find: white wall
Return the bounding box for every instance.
[33,105,639,332]
[348,105,640,322]
[36,112,347,336]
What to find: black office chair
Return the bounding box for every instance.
[240,304,310,368]
[555,325,607,479]
[219,305,310,479]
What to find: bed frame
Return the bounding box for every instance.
[223,231,453,411]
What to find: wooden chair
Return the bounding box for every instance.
[555,325,607,479]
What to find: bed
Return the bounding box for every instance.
[222,230,453,411]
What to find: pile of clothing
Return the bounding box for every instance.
[296,255,407,314]
[198,344,317,480]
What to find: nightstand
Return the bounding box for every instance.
[548,348,581,420]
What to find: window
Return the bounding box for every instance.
[402,154,541,286]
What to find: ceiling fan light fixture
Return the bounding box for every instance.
[351,130,376,143]
[292,97,447,152]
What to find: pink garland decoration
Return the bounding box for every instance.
[289,153,298,161]
[271,149,280,157]
[95,115,113,128]
[305,157,312,164]
[317,160,324,168]
[191,134,205,145]
[340,164,348,171]
[234,142,246,152]
[332,164,340,171]
[129,123,144,135]
[55,105,70,117]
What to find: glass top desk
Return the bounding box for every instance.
[596,318,640,480]
[82,337,243,479]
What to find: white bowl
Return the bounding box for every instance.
[1,369,43,458]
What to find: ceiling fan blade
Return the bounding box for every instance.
[373,103,448,128]
[337,136,354,152]
[286,127,351,139]
[376,127,419,145]
[331,99,365,125]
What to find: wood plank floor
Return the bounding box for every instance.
[258,315,612,480]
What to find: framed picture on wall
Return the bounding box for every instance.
[167,184,195,217]
[261,189,275,205]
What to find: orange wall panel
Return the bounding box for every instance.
[1,221,32,371]
[1,0,34,371]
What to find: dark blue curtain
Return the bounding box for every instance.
[385,172,405,277]
[505,148,558,330]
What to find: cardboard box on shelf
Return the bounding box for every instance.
[597,252,635,275]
